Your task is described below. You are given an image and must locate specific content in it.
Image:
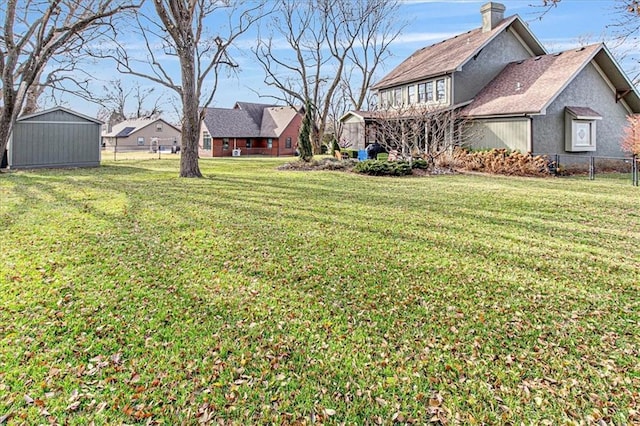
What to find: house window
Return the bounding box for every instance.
[393,88,402,106]
[156,122,163,132]
[137,137,145,146]
[223,138,229,150]
[426,82,434,102]
[267,138,273,148]
[246,138,252,148]
[285,137,292,149]
[565,108,600,152]
[436,79,446,101]
[408,85,416,104]
[203,131,212,150]
[418,83,427,103]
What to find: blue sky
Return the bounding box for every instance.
[57,0,635,119]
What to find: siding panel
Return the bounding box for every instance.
[471,119,530,152]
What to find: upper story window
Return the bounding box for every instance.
[408,86,416,104]
[426,82,434,102]
[156,122,163,132]
[436,79,446,101]
[418,84,426,103]
[393,88,402,107]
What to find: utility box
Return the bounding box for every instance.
[232,148,241,157]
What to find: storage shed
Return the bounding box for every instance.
[7,106,102,169]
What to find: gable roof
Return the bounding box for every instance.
[102,118,180,138]
[464,43,640,117]
[18,106,103,124]
[203,108,261,138]
[203,104,300,138]
[260,107,299,138]
[235,102,278,124]
[372,15,545,91]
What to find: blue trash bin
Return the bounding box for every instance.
[357,149,367,161]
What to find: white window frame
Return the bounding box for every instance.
[564,109,600,152]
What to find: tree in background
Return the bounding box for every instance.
[254,0,403,154]
[622,114,640,155]
[0,0,139,164]
[96,79,164,124]
[298,100,314,162]
[95,0,268,178]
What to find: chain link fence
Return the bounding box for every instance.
[102,144,182,161]
[544,154,638,186]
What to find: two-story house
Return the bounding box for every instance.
[341,2,640,158]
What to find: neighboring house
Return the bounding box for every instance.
[199,102,302,157]
[342,1,640,158]
[6,106,102,170]
[101,118,181,151]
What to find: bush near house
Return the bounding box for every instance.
[452,148,550,176]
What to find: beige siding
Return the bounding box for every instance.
[470,118,530,152]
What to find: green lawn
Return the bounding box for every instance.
[1,157,639,425]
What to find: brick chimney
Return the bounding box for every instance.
[481,2,506,33]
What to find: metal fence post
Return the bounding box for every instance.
[589,156,595,180]
[633,154,639,187]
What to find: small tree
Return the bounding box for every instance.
[374,104,472,167]
[622,114,640,155]
[298,100,314,162]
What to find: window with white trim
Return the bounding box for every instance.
[564,107,601,152]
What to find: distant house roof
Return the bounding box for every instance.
[102,118,180,138]
[203,103,300,139]
[372,15,545,91]
[464,44,640,117]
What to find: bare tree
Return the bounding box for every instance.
[374,104,472,167]
[254,0,403,155]
[0,0,139,162]
[94,1,268,178]
[96,79,165,123]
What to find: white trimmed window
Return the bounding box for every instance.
[564,107,601,152]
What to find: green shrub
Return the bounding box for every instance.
[377,153,389,161]
[354,160,412,176]
[411,159,429,170]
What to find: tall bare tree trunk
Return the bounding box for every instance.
[179,52,202,178]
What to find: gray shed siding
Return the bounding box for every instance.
[10,110,101,169]
[455,29,533,105]
[470,118,530,152]
[531,62,629,157]
[342,116,365,150]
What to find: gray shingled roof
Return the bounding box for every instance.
[372,15,545,91]
[202,108,261,138]
[464,44,604,117]
[203,104,300,138]
[235,102,278,126]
